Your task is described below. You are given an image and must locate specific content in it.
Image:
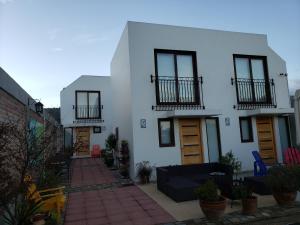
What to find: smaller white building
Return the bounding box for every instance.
[60,75,112,156]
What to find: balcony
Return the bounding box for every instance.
[232,78,277,110]
[74,105,102,123]
[151,75,204,111]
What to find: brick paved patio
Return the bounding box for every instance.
[64,158,175,225]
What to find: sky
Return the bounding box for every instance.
[0,0,299,107]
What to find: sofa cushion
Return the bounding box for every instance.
[167,176,199,189]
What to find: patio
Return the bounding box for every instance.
[64,158,175,225]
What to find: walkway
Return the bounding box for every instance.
[64,158,175,225]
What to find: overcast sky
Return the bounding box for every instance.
[0,0,299,107]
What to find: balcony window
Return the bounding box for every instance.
[154,49,199,105]
[75,91,100,119]
[234,55,270,104]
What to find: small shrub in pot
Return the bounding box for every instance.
[267,165,300,205]
[136,161,153,184]
[234,184,257,215]
[195,180,226,220]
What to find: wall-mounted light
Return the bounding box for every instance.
[35,101,44,114]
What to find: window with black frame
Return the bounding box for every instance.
[75,91,100,119]
[239,117,253,142]
[234,55,270,104]
[154,49,199,105]
[158,118,175,147]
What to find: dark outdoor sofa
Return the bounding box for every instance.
[156,163,233,202]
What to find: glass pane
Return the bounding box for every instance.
[160,121,171,145]
[251,59,266,102]
[89,93,99,118]
[157,53,175,77]
[235,58,252,102]
[206,119,221,162]
[278,117,290,159]
[251,59,265,79]
[241,119,250,141]
[177,55,195,102]
[157,53,176,102]
[235,58,250,79]
[76,92,88,118]
[177,55,193,78]
[77,92,87,105]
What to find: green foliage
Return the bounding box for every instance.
[220,150,242,175]
[104,149,114,167]
[119,140,130,178]
[233,184,253,199]
[37,169,62,189]
[105,134,117,150]
[136,161,152,180]
[267,165,300,192]
[195,180,219,201]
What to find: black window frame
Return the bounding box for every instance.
[93,126,102,133]
[233,54,271,104]
[239,117,254,143]
[75,90,101,119]
[154,49,200,105]
[158,118,175,147]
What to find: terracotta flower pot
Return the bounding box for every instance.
[242,196,257,215]
[273,191,297,205]
[140,175,149,184]
[199,197,226,220]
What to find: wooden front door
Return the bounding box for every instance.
[256,117,277,164]
[75,127,90,156]
[179,119,204,165]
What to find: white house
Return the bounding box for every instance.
[61,21,294,178]
[60,75,112,156]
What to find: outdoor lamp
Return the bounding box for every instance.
[35,101,44,114]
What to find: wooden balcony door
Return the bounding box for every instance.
[75,127,90,156]
[256,117,277,164]
[179,119,204,165]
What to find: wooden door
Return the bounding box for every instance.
[179,119,204,165]
[75,127,90,156]
[256,117,277,164]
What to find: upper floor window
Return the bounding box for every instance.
[75,91,100,119]
[154,49,200,105]
[233,54,271,104]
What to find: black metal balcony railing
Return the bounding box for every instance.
[75,105,101,119]
[232,78,276,109]
[151,75,204,111]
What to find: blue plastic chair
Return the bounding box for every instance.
[252,151,267,176]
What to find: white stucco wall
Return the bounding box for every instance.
[110,25,136,177]
[120,22,291,175]
[60,75,112,150]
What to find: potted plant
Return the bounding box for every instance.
[104,149,114,167]
[234,184,257,215]
[119,140,130,178]
[220,150,242,180]
[267,165,300,205]
[136,161,153,184]
[195,180,226,220]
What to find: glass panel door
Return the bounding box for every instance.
[177,55,195,103]
[235,58,252,102]
[251,59,266,102]
[206,118,221,162]
[157,53,176,102]
[88,92,99,118]
[278,117,291,159]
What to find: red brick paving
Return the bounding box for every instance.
[71,158,117,187]
[65,158,175,225]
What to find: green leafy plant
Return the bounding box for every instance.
[267,165,300,192]
[136,161,153,184]
[233,184,253,199]
[220,150,241,179]
[195,180,220,202]
[119,140,130,178]
[105,134,117,150]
